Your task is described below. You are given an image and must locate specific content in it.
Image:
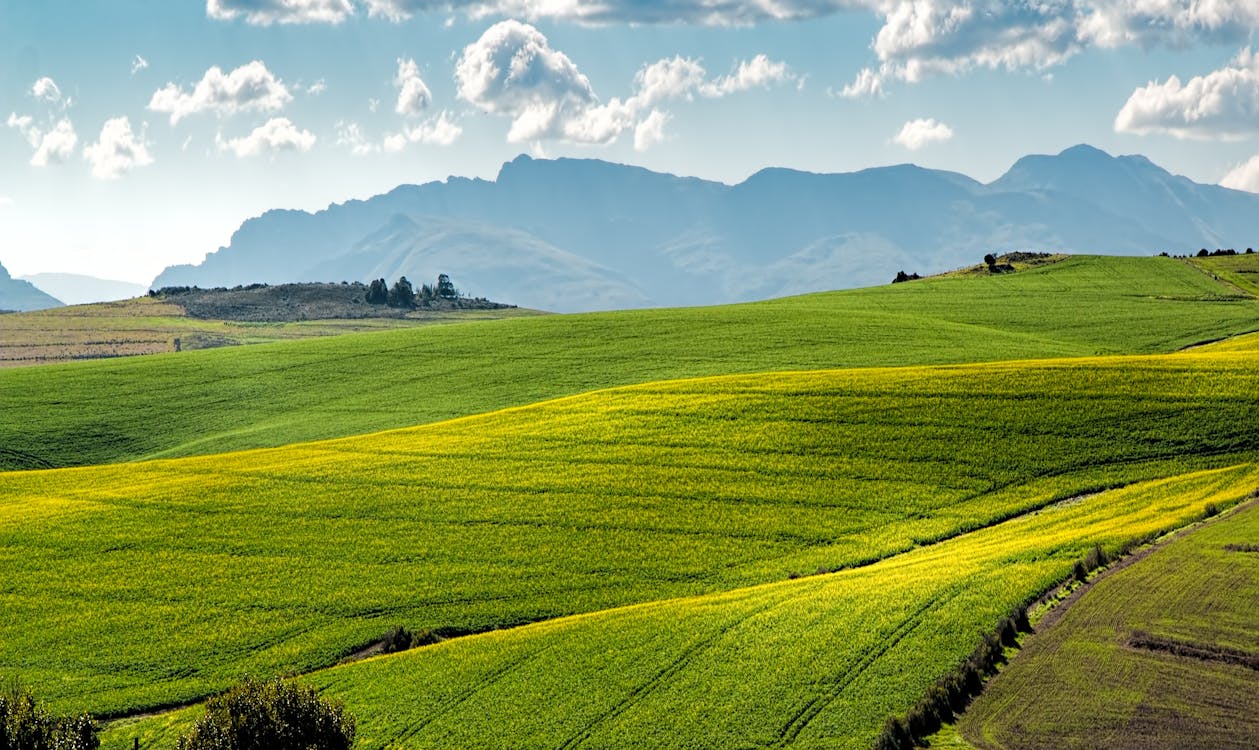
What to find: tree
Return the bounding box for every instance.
[1198,248,1210,257]
[983,253,997,267]
[0,679,98,750]
[365,278,388,304]
[436,273,458,299]
[176,676,354,750]
[388,276,415,308]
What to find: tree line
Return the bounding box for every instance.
[365,273,460,308]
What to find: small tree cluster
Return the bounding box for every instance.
[176,676,354,750]
[366,274,461,307]
[1072,543,1110,583]
[892,271,921,284]
[0,680,98,750]
[871,605,1031,750]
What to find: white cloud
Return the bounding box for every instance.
[456,21,793,146]
[148,61,292,125]
[1221,153,1259,192]
[633,109,670,151]
[307,78,328,95]
[218,117,316,157]
[8,114,77,166]
[7,113,39,147]
[1114,48,1259,140]
[132,55,150,75]
[31,119,78,166]
[32,77,62,104]
[838,67,883,98]
[394,58,433,116]
[337,121,378,155]
[701,54,793,96]
[206,0,354,25]
[892,117,954,150]
[83,117,153,179]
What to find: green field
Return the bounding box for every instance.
[5,254,1259,749]
[3,255,1258,471]
[956,500,1259,750]
[3,347,1259,719]
[99,465,1259,749]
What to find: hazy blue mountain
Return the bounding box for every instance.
[19,273,148,306]
[153,146,1259,312]
[0,262,62,312]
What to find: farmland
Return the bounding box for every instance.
[3,346,1259,720]
[98,465,1259,749]
[0,294,536,368]
[3,254,1259,471]
[956,499,1259,750]
[4,253,1259,749]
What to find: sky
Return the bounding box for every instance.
[2,1,1259,285]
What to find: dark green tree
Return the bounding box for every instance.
[388,276,415,308]
[436,273,457,299]
[0,679,98,750]
[365,278,388,304]
[176,676,354,750]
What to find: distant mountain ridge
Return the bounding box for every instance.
[0,261,62,312]
[20,273,148,306]
[154,145,1259,312]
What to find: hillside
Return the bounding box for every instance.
[5,346,1258,722]
[4,256,1259,471]
[0,294,535,369]
[957,501,1259,750]
[0,260,62,312]
[151,146,1259,312]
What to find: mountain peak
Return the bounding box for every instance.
[1057,143,1112,160]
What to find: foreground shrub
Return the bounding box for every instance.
[0,679,98,750]
[176,677,354,750]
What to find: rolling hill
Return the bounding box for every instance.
[4,255,1259,472]
[151,146,1259,311]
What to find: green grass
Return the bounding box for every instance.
[4,347,1259,718]
[3,255,1258,471]
[1187,252,1259,297]
[956,500,1259,750]
[100,465,1259,750]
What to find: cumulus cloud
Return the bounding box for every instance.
[8,114,78,166]
[206,0,354,24]
[1114,48,1259,140]
[339,112,462,154]
[149,61,292,124]
[83,117,153,179]
[132,55,150,75]
[633,109,670,151]
[218,117,317,157]
[892,117,954,150]
[394,58,433,115]
[32,77,63,104]
[456,20,793,145]
[1221,153,1259,192]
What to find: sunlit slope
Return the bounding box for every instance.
[103,466,1259,750]
[958,500,1259,750]
[4,255,1257,470]
[6,348,1259,715]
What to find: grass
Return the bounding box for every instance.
[1186,252,1259,297]
[4,254,1259,470]
[3,347,1259,718]
[956,499,1259,750]
[0,296,539,368]
[99,465,1259,750]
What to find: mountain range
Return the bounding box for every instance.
[19,273,149,307]
[0,262,62,312]
[154,144,1259,312]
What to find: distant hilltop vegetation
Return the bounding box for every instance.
[151,274,514,322]
[152,144,1259,312]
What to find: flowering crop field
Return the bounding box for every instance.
[4,346,1259,727]
[2,255,1256,471]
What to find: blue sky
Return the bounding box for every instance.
[3,1,1259,284]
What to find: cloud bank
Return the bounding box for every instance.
[1115,48,1259,140]
[149,61,293,124]
[455,20,792,146]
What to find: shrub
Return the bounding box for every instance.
[380,625,414,655]
[1203,502,1220,519]
[176,676,354,750]
[0,679,98,750]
